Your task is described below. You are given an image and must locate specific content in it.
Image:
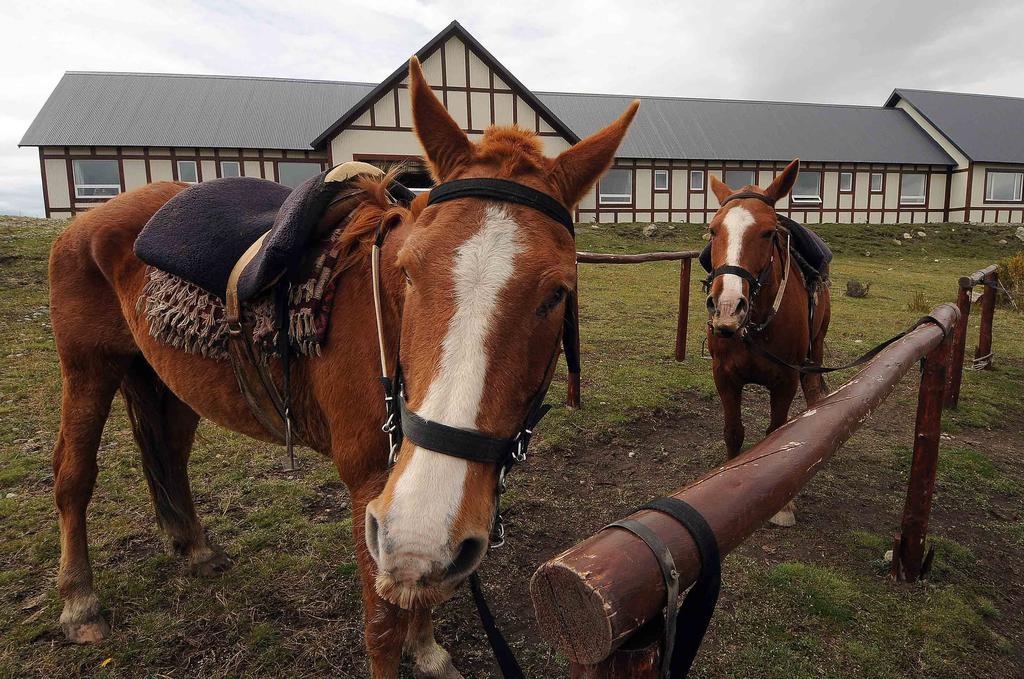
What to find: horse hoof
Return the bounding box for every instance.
[189,548,232,577]
[412,643,464,679]
[769,509,797,527]
[62,615,111,644]
[413,666,464,679]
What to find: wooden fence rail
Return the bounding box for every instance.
[531,303,959,676]
[568,251,701,408]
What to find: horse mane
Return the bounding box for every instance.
[329,169,415,273]
[473,126,547,178]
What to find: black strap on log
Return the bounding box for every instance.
[608,496,721,678]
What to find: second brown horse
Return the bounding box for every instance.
[704,160,832,526]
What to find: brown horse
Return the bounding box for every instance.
[47,56,638,677]
[704,159,831,526]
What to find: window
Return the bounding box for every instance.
[839,172,853,193]
[899,173,927,205]
[598,168,632,204]
[653,169,669,192]
[277,162,321,188]
[176,160,198,183]
[723,169,756,189]
[792,171,821,203]
[985,171,1023,202]
[870,172,883,193]
[689,170,704,191]
[72,159,120,198]
[220,161,241,178]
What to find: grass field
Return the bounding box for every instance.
[1,214,1022,678]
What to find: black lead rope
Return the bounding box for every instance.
[469,573,525,679]
[743,314,940,375]
[608,497,721,678]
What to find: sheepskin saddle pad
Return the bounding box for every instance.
[133,161,393,359]
[135,163,384,303]
[136,225,348,360]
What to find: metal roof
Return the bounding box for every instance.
[21,72,955,166]
[885,88,1024,164]
[19,72,374,150]
[536,91,954,165]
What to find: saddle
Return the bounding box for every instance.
[135,161,404,460]
[699,215,832,285]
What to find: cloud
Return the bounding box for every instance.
[3,0,1022,216]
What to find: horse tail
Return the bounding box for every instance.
[119,355,199,540]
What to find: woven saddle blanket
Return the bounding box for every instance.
[137,227,347,361]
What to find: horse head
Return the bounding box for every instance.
[705,158,800,336]
[364,57,638,608]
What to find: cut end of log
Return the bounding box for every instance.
[531,561,615,665]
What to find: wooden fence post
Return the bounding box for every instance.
[944,284,972,409]
[675,258,691,362]
[973,272,996,370]
[892,324,953,582]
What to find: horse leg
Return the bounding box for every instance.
[768,376,800,527]
[715,377,745,459]
[405,607,463,679]
[351,481,412,678]
[801,301,832,407]
[53,358,128,643]
[120,357,229,575]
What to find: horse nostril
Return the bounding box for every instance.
[706,296,717,315]
[365,507,382,565]
[444,536,488,582]
[735,297,748,316]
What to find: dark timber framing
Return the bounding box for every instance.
[41,146,328,216]
[311,20,579,149]
[577,159,953,224]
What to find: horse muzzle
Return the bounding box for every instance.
[707,294,748,337]
[365,504,490,608]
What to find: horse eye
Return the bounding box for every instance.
[536,287,566,317]
[708,229,717,238]
[402,268,412,286]
[761,230,774,239]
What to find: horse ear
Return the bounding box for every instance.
[709,174,734,204]
[764,158,800,203]
[547,100,640,208]
[408,57,473,181]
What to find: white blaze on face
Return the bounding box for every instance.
[387,205,522,558]
[719,206,756,302]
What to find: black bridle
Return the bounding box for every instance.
[375,178,575,486]
[702,191,791,338]
[370,177,577,679]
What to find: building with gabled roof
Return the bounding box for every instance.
[21,20,1022,224]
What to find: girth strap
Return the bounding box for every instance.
[609,497,721,678]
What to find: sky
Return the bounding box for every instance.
[3,0,1024,217]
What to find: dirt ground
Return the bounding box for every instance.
[425,375,1024,678]
[3,216,1022,678]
